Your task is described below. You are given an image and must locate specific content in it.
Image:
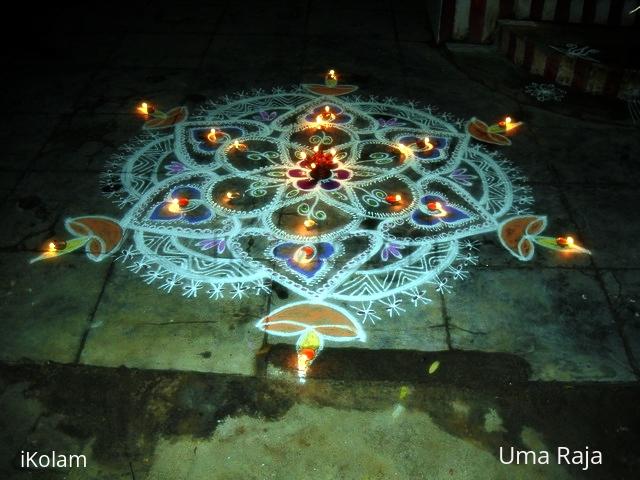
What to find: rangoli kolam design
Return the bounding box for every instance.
[34,75,590,381]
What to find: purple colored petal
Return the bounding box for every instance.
[333,169,351,180]
[320,179,341,190]
[165,161,186,174]
[288,168,308,178]
[296,178,318,190]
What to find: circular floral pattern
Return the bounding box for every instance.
[101,86,534,325]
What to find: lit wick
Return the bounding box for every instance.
[230,139,247,151]
[297,348,316,383]
[421,136,434,151]
[137,102,154,116]
[321,105,336,122]
[207,128,217,143]
[386,194,402,204]
[225,191,240,202]
[325,69,338,87]
[293,245,315,264]
[427,201,447,217]
[427,201,442,212]
[303,218,317,229]
[556,236,575,248]
[168,198,181,213]
[495,115,522,133]
[47,240,67,253]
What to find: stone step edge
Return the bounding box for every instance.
[496,20,640,99]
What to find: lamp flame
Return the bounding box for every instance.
[168,198,181,213]
[48,242,57,253]
[137,102,150,115]
[207,128,217,143]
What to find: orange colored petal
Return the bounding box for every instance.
[257,302,364,340]
[66,216,123,260]
[144,106,188,129]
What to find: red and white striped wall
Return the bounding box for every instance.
[498,22,640,97]
[434,0,639,44]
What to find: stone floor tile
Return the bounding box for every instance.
[446,268,634,381]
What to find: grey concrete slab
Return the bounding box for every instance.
[0,114,62,165]
[1,68,93,115]
[216,5,307,36]
[601,269,640,374]
[564,185,640,269]
[395,9,433,43]
[0,383,43,475]
[129,2,226,34]
[110,33,211,69]
[9,33,122,69]
[201,34,304,75]
[1,171,120,249]
[74,67,196,115]
[0,252,110,364]
[29,114,141,173]
[306,8,396,40]
[0,171,23,196]
[80,264,269,375]
[524,110,640,187]
[446,267,634,381]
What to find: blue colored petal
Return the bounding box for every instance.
[184,205,212,223]
[441,205,470,223]
[171,186,201,200]
[412,210,441,226]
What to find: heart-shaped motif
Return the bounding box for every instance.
[228,230,382,297]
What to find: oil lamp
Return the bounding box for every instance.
[297,347,316,383]
[136,102,155,117]
[230,139,247,151]
[427,201,442,212]
[47,240,67,253]
[167,198,181,213]
[325,69,338,87]
[293,245,315,264]
[321,105,336,122]
[556,236,575,248]
[491,116,523,133]
[225,191,240,202]
[307,145,337,181]
[416,136,434,151]
[386,194,402,204]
